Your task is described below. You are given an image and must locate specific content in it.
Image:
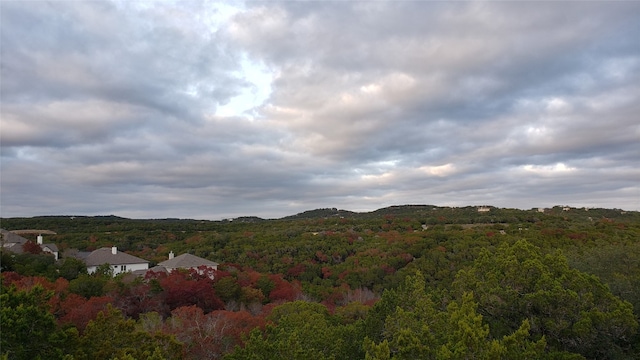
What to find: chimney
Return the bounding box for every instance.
[169,251,174,259]
[37,235,43,245]
[112,246,117,255]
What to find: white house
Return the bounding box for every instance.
[37,235,59,260]
[85,247,149,276]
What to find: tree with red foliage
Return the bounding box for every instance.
[110,281,168,319]
[166,306,224,359]
[267,275,300,302]
[59,295,114,332]
[12,275,57,292]
[159,271,224,313]
[22,240,42,254]
[286,263,306,278]
[321,266,332,279]
[236,269,262,287]
[0,271,23,287]
[166,305,264,360]
[56,293,86,324]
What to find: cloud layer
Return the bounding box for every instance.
[2,1,639,219]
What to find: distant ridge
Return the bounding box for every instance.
[1,205,637,223]
[282,208,357,220]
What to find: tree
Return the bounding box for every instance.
[58,295,114,332]
[0,284,75,359]
[11,253,57,279]
[74,305,182,360]
[159,271,224,313]
[0,251,15,272]
[214,275,241,303]
[226,301,354,360]
[453,240,638,358]
[58,257,88,281]
[22,240,43,254]
[267,275,300,302]
[166,306,263,359]
[68,274,107,298]
[363,272,549,360]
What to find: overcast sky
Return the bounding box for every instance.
[1,1,639,220]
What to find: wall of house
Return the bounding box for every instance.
[87,262,149,276]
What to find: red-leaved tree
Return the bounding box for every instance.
[22,240,43,254]
[159,271,224,313]
[166,306,264,359]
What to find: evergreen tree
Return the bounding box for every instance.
[0,284,75,359]
[453,240,638,358]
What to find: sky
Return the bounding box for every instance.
[1,1,639,220]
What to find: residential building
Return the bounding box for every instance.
[1,229,59,260]
[158,251,219,274]
[85,247,149,276]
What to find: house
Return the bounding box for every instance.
[1,228,27,253]
[85,247,149,276]
[157,251,219,274]
[35,235,59,260]
[477,206,491,212]
[1,229,59,260]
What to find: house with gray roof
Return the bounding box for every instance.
[85,247,149,276]
[40,243,59,260]
[158,251,219,273]
[1,229,59,260]
[1,229,26,254]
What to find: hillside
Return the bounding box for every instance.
[2,204,639,359]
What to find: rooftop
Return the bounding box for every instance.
[158,253,218,269]
[85,247,149,267]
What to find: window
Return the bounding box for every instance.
[120,265,127,271]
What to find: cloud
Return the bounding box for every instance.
[1,1,639,219]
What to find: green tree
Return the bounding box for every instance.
[0,251,15,272]
[453,240,638,359]
[226,301,357,360]
[435,292,505,359]
[74,305,182,360]
[363,272,549,360]
[11,253,57,279]
[214,276,241,303]
[0,284,75,359]
[68,274,107,298]
[58,257,88,281]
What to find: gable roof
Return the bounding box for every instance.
[3,242,25,254]
[1,229,58,256]
[42,243,59,252]
[1,229,28,245]
[85,247,149,267]
[158,253,218,270]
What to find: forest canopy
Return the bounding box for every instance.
[1,205,639,359]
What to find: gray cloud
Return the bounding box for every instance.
[1,1,639,219]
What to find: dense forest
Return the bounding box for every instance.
[2,205,639,359]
